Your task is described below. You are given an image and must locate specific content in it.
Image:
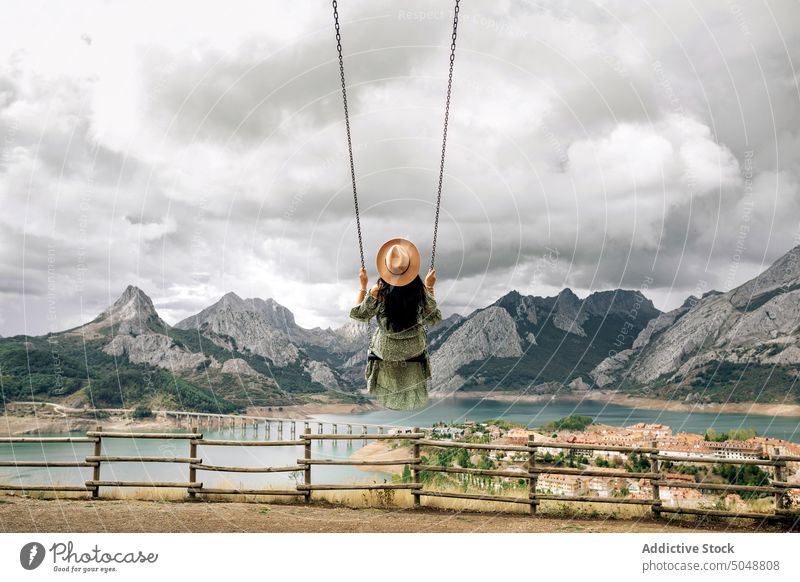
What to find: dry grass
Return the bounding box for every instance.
[2,477,788,530]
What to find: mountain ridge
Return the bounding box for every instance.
[589,244,800,403]
[3,244,800,411]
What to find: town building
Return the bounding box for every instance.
[536,473,586,496]
[432,426,465,438]
[707,441,762,460]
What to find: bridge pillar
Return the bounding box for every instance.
[347,424,353,434]
[318,422,323,434]
[333,424,338,434]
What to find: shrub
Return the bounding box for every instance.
[132,405,154,418]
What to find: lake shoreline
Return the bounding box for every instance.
[430,390,800,418]
[0,400,381,436]
[3,390,799,437]
[350,440,411,475]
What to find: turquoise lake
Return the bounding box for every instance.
[313,397,800,441]
[2,397,799,489]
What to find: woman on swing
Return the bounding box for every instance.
[350,238,442,410]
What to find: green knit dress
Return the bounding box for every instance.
[349,292,443,410]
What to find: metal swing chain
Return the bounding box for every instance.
[430,0,460,272]
[332,0,365,270]
[332,0,460,273]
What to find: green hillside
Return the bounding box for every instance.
[0,326,363,412]
[0,334,242,413]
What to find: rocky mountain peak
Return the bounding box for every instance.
[582,289,659,319]
[89,285,164,334]
[553,294,587,336]
[557,287,579,300]
[220,291,244,304]
[176,293,297,331]
[115,284,157,311]
[729,244,800,309]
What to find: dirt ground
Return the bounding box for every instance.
[0,496,795,533]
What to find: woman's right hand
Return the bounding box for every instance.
[424,268,436,289]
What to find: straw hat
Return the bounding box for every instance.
[376,238,421,287]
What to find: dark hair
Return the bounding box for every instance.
[376,275,426,332]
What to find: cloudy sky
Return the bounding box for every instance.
[1,0,799,336]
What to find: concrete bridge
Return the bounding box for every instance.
[160,410,415,438]
[8,402,416,437]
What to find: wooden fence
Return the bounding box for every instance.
[1,427,798,522]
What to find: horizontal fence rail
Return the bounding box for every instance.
[0,425,798,522]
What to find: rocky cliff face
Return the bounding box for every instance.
[176,292,302,366]
[430,306,524,395]
[103,332,213,372]
[590,245,800,389]
[175,292,362,366]
[175,291,353,391]
[428,288,661,394]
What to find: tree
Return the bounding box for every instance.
[626,453,650,473]
[456,448,472,468]
[712,463,771,499]
[541,415,594,432]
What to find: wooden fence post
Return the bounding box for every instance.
[412,427,421,508]
[772,446,785,513]
[649,439,661,518]
[303,427,311,503]
[188,421,198,499]
[528,434,537,514]
[91,425,102,498]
